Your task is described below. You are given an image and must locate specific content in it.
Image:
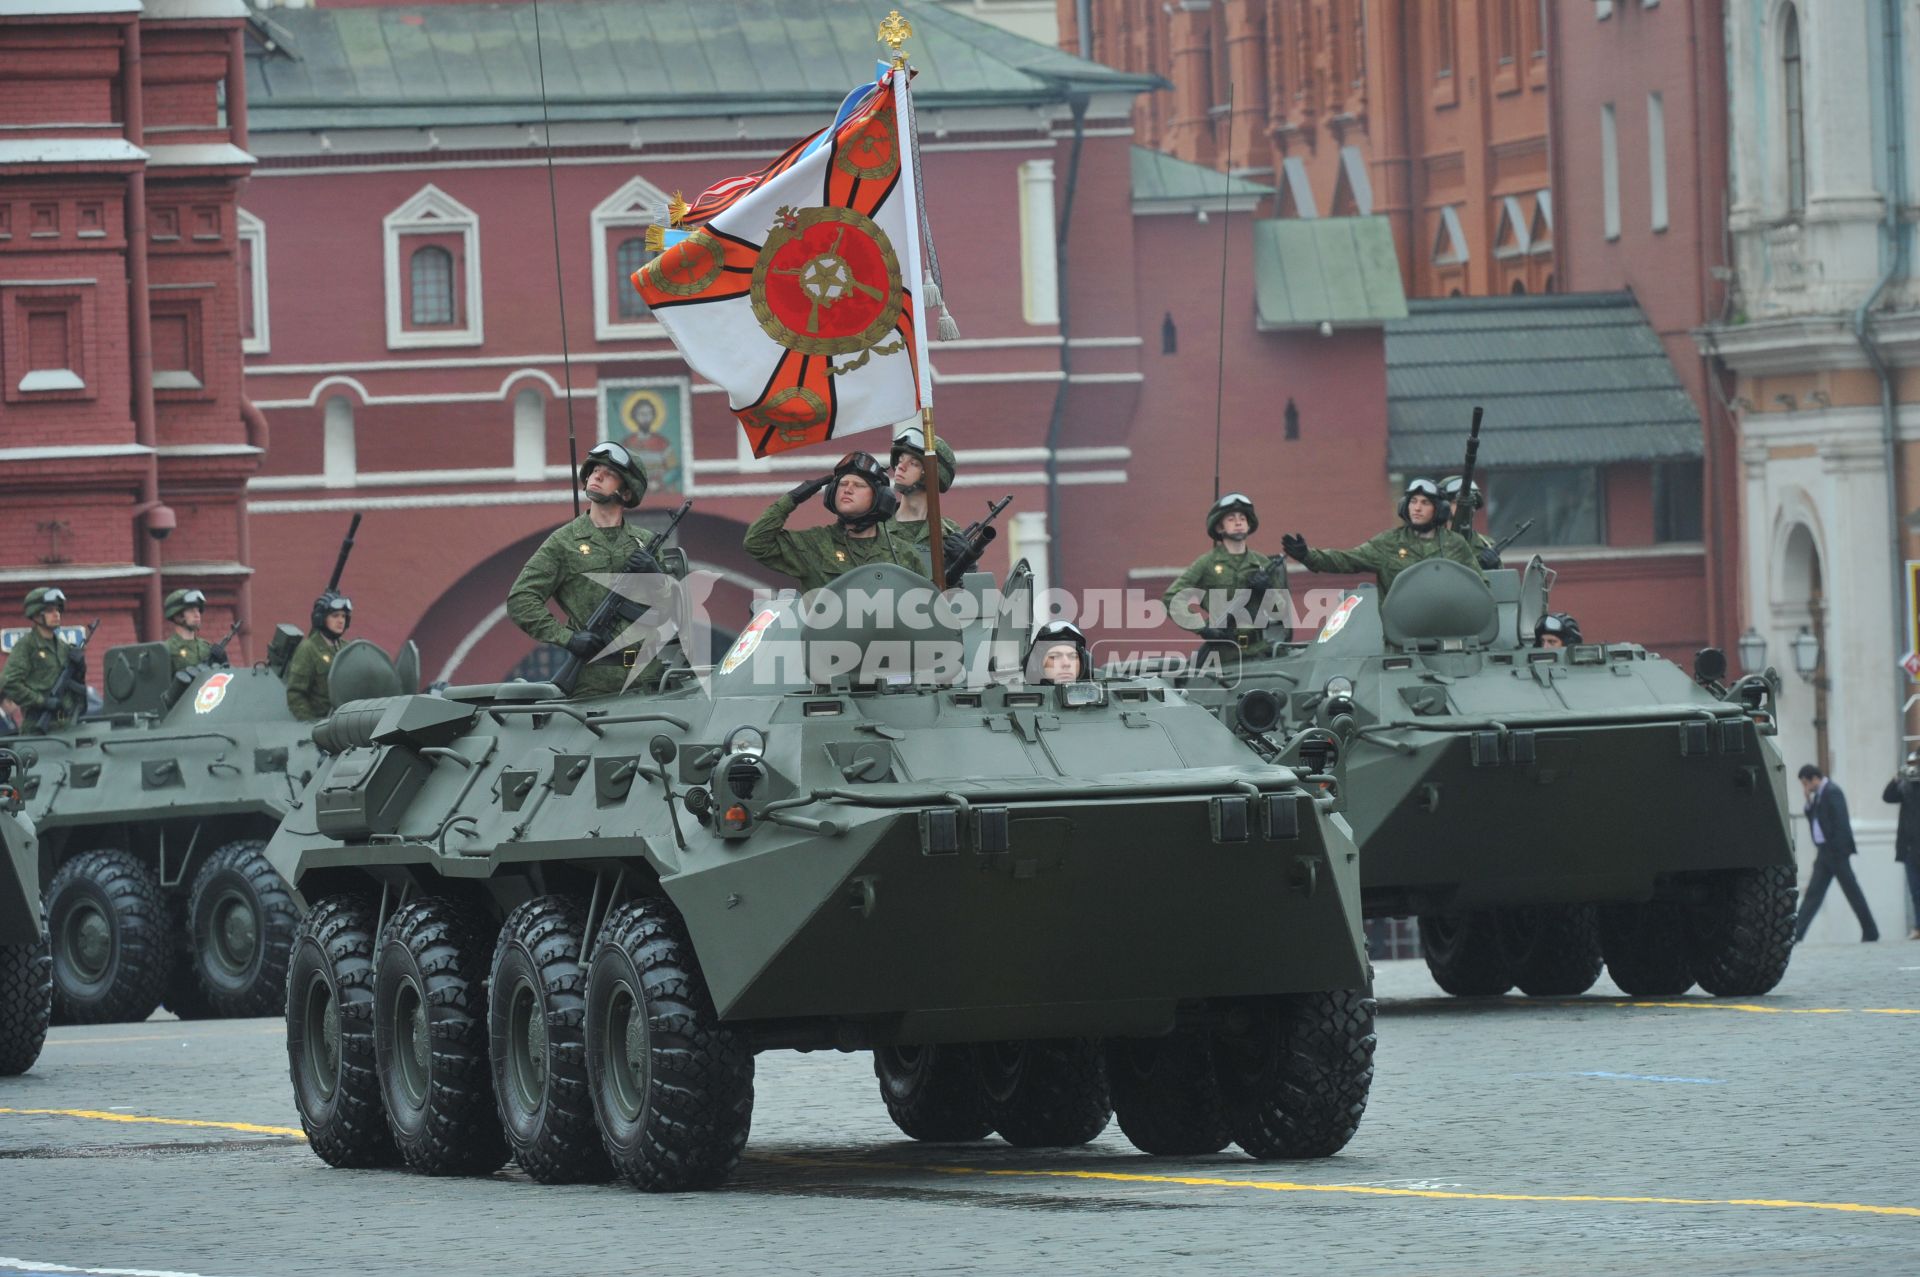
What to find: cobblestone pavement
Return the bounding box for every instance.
[2,942,1916,1277]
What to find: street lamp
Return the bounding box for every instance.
[1791,626,1822,680]
[1738,629,1767,673]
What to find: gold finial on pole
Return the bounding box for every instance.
[878,10,913,70]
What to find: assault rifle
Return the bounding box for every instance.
[32,618,99,734]
[208,616,243,667]
[1487,519,1535,561]
[551,500,692,696]
[941,495,1014,581]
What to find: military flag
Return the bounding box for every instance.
[632,61,945,458]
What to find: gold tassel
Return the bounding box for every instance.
[644,225,666,255]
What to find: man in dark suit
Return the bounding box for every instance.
[1795,764,1880,942]
[1883,751,1920,940]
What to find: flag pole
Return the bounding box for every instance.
[882,12,947,589]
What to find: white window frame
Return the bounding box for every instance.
[1280,156,1320,219]
[1432,204,1470,266]
[323,395,356,488]
[1647,91,1669,232]
[1595,0,1614,18]
[591,175,672,342]
[1337,146,1374,216]
[1018,159,1059,326]
[237,209,268,355]
[1493,195,1531,258]
[1601,103,1621,241]
[513,387,547,481]
[383,184,483,350]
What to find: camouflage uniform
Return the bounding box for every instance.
[169,636,215,676]
[891,514,963,578]
[507,512,673,698]
[1300,525,1483,593]
[2,628,79,729]
[1162,546,1285,637]
[745,493,926,593]
[284,632,342,722]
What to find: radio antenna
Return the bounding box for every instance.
[1211,81,1234,501]
[532,0,581,517]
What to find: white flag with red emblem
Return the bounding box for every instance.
[632,68,933,458]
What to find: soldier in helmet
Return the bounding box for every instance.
[889,424,961,544]
[1,587,83,731]
[163,588,230,675]
[745,450,927,593]
[1162,494,1287,652]
[285,592,350,722]
[1533,612,1582,649]
[1025,620,1092,684]
[507,440,680,698]
[1440,475,1503,569]
[1282,477,1483,593]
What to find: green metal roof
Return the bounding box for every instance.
[245,0,1165,132]
[1129,146,1272,205]
[1385,293,1703,470]
[1252,216,1408,329]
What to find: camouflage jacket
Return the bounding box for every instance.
[169,635,215,676]
[284,631,341,722]
[1,628,79,728]
[891,514,962,578]
[745,494,926,593]
[1301,524,1484,593]
[506,513,672,698]
[1162,546,1286,633]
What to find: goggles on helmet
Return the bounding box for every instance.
[1404,478,1443,498]
[40,588,68,608]
[178,589,207,608]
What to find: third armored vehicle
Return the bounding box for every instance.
[266,566,1376,1191]
[1178,556,1797,1000]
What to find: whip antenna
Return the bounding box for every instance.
[532,0,581,517]
[1211,81,1234,501]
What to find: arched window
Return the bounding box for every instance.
[615,238,652,319]
[513,388,546,481]
[1783,5,1806,215]
[1510,279,1528,295]
[323,395,356,489]
[410,246,455,326]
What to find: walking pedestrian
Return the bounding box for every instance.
[1794,763,1880,943]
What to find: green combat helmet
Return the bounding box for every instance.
[890,424,956,493]
[21,587,66,621]
[163,588,207,621]
[580,440,649,508]
[1206,493,1259,540]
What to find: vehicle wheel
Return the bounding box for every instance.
[873,1044,992,1142]
[0,935,52,1076]
[1417,911,1514,997]
[1598,900,1695,997]
[489,896,611,1183]
[1502,905,1605,997]
[44,849,167,1024]
[1218,989,1376,1160]
[585,898,753,1191]
[161,895,217,1022]
[1686,867,1797,997]
[286,894,396,1167]
[974,1039,1111,1148]
[185,840,298,1018]
[1106,1031,1230,1156]
[372,897,509,1176]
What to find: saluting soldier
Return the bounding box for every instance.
[1282,477,1484,594]
[163,588,230,675]
[1162,494,1287,650]
[285,593,350,722]
[745,450,925,592]
[507,441,678,698]
[1,587,83,731]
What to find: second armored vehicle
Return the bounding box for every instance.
[0,749,51,1075]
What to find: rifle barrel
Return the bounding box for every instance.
[326,513,363,594]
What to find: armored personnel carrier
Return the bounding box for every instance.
[265,564,1376,1192]
[10,629,419,1024]
[0,749,51,1075]
[1178,556,1797,1000]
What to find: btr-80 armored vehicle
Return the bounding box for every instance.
[1,749,51,1075]
[265,565,1376,1192]
[11,629,419,1024]
[1179,556,1797,1001]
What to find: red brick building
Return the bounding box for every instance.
[0,0,258,663]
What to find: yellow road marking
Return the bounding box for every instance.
[1605,1001,1920,1016]
[42,1030,283,1047]
[0,1108,306,1140]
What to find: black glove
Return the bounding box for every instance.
[628,547,663,575]
[565,630,602,658]
[208,644,230,667]
[942,527,993,580]
[1477,547,1503,570]
[1198,626,1233,642]
[788,474,832,503]
[1246,569,1274,593]
[66,652,86,681]
[1281,534,1310,564]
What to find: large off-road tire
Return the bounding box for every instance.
[184,840,298,1018]
[584,898,753,1192]
[0,935,52,1076]
[372,897,509,1176]
[1685,866,1797,997]
[974,1039,1111,1148]
[44,849,168,1024]
[873,1044,992,1142]
[160,897,217,1023]
[489,896,611,1184]
[1218,989,1376,1160]
[286,894,396,1167]
[1106,1031,1231,1156]
[1598,899,1695,997]
[1503,904,1605,998]
[1417,911,1514,997]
